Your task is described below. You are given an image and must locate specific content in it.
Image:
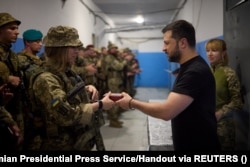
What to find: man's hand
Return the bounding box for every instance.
[0,84,13,105]
[9,124,24,148]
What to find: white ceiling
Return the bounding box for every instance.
[92,0,186,33]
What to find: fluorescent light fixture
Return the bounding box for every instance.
[134,15,144,24]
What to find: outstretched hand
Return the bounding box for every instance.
[115,92,132,110]
[101,91,116,110]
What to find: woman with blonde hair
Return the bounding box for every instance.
[206,38,243,150]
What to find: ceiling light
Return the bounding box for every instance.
[134,15,144,24]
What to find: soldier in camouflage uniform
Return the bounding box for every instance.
[104,42,127,128]
[72,46,97,84]
[17,29,44,82]
[96,46,108,98]
[0,12,24,150]
[206,38,243,150]
[123,48,141,98]
[30,25,114,150]
[0,61,23,150]
[16,29,44,150]
[83,44,98,86]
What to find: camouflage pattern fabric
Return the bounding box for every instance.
[17,50,44,88]
[104,53,126,121]
[16,50,44,150]
[0,62,9,85]
[72,56,88,80]
[217,117,235,150]
[44,26,82,47]
[31,68,102,150]
[212,63,243,150]
[0,13,21,27]
[96,55,108,97]
[0,43,24,139]
[84,56,98,86]
[0,107,16,126]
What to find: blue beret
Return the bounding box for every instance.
[23,29,43,41]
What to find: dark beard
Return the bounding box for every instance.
[168,45,181,62]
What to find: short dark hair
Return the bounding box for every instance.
[162,20,196,48]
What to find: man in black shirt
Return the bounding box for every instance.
[116,20,221,151]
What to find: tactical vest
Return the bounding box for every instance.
[29,68,105,150]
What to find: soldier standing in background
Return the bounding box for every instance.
[16,29,44,150]
[17,29,44,88]
[72,46,97,82]
[0,12,24,150]
[123,48,141,97]
[206,38,243,150]
[104,42,127,128]
[84,44,98,86]
[30,25,114,150]
[96,46,108,98]
[0,62,23,150]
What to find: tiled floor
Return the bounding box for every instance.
[100,87,169,151]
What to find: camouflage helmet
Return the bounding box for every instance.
[0,12,21,28]
[123,47,132,53]
[44,25,83,47]
[107,41,118,50]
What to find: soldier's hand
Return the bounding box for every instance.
[115,92,132,110]
[9,124,24,148]
[215,111,223,121]
[8,75,21,87]
[85,64,97,76]
[86,85,99,101]
[0,84,13,105]
[101,92,115,110]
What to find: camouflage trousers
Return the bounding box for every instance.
[217,117,236,150]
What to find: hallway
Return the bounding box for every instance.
[100,87,170,151]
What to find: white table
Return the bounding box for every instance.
[147,99,174,150]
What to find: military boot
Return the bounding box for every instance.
[109,120,123,128]
[117,120,123,124]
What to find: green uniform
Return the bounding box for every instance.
[17,50,44,88]
[104,53,126,124]
[72,56,88,81]
[125,60,136,97]
[211,63,243,150]
[0,42,24,139]
[84,56,98,86]
[16,50,44,150]
[0,62,16,126]
[31,67,104,150]
[96,54,108,97]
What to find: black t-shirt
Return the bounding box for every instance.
[171,56,221,151]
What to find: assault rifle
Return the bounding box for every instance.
[66,82,86,104]
[67,81,105,151]
[52,81,105,151]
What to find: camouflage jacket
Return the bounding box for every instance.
[0,62,9,85]
[31,67,97,150]
[0,42,19,77]
[0,106,17,126]
[17,50,44,88]
[71,56,88,80]
[0,42,22,129]
[104,53,126,79]
[211,63,243,117]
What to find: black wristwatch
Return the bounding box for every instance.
[98,100,103,110]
